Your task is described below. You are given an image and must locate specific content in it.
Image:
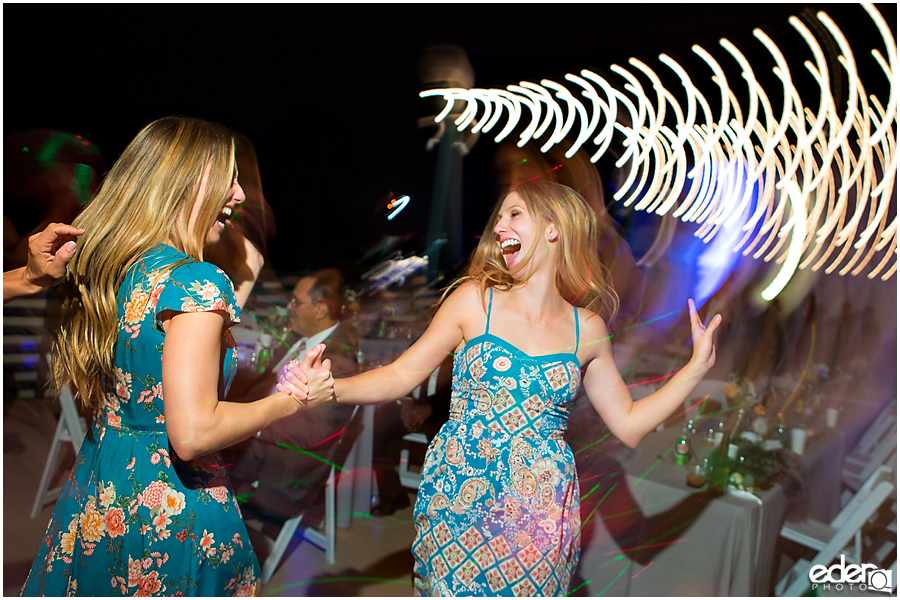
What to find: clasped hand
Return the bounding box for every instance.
[276,343,335,408]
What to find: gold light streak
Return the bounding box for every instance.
[540,80,581,153]
[581,69,619,161]
[420,5,897,288]
[561,73,600,158]
[812,149,849,272]
[861,3,896,148]
[762,180,808,300]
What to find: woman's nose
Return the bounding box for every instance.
[233,182,246,204]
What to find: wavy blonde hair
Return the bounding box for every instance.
[50,116,238,409]
[449,180,619,320]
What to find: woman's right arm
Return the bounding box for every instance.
[284,282,476,405]
[161,310,332,461]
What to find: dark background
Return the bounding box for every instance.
[4,3,895,276]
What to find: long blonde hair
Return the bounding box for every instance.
[450,180,619,320]
[50,116,238,409]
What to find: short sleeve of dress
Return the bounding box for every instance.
[152,260,241,327]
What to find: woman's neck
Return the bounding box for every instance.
[506,269,567,325]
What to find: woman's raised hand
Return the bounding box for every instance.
[688,298,721,374]
[276,343,335,408]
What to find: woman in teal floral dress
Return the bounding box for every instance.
[283,180,722,596]
[22,117,331,596]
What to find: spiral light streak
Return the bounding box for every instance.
[420,5,896,287]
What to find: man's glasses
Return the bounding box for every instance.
[287,296,315,309]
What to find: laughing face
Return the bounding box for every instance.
[188,164,246,245]
[493,191,551,278]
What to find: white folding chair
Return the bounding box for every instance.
[260,471,337,583]
[847,401,896,456]
[775,467,896,596]
[31,385,87,518]
[397,367,442,490]
[842,430,897,495]
[259,405,362,584]
[781,465,894,565]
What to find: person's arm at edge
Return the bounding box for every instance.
[3,223,83,303]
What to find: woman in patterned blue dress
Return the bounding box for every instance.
[22,117,332,596]
[283,180,721,596]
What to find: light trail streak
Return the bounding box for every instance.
[593,563,630,596]
[420,5,896,289]
[574,431,613,456]
[275,442,346,472]
[607,539,687,556]
[630,561,654,580]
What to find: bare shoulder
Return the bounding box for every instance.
[441,280,487,313]
[575,306,613,360]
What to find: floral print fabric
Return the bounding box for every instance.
[412,295,583,596]
[22,244,261,596]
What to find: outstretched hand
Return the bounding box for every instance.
[276,343,335,408]
[688,298,720,374]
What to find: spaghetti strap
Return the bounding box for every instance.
[485,288,493,335]
[573,305,580,353]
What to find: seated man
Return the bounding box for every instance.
[224,268,360,520]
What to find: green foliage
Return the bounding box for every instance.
[731,442,808,504]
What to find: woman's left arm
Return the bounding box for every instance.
[581,299,720,448]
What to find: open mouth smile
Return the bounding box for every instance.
[215,206,233,230]
[500,238,521,266]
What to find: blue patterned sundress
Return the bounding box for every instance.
[22,244,262,596]
[412,288,583,596]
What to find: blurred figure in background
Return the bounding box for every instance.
[4,131,102,404]
[206,133,280,312]
[3,130,103,272]
[225,268,361,521]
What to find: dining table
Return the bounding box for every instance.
[567,385,893,596]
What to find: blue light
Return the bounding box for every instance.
[387,195,410,221]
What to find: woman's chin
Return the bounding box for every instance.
[205,222,227,245]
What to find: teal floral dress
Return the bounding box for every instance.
[412,289,583,596]
[22,244,262,596]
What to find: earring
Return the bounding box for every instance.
[548,234,555,241]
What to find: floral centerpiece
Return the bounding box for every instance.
[726,443,809,505]
[724,374,767,436]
